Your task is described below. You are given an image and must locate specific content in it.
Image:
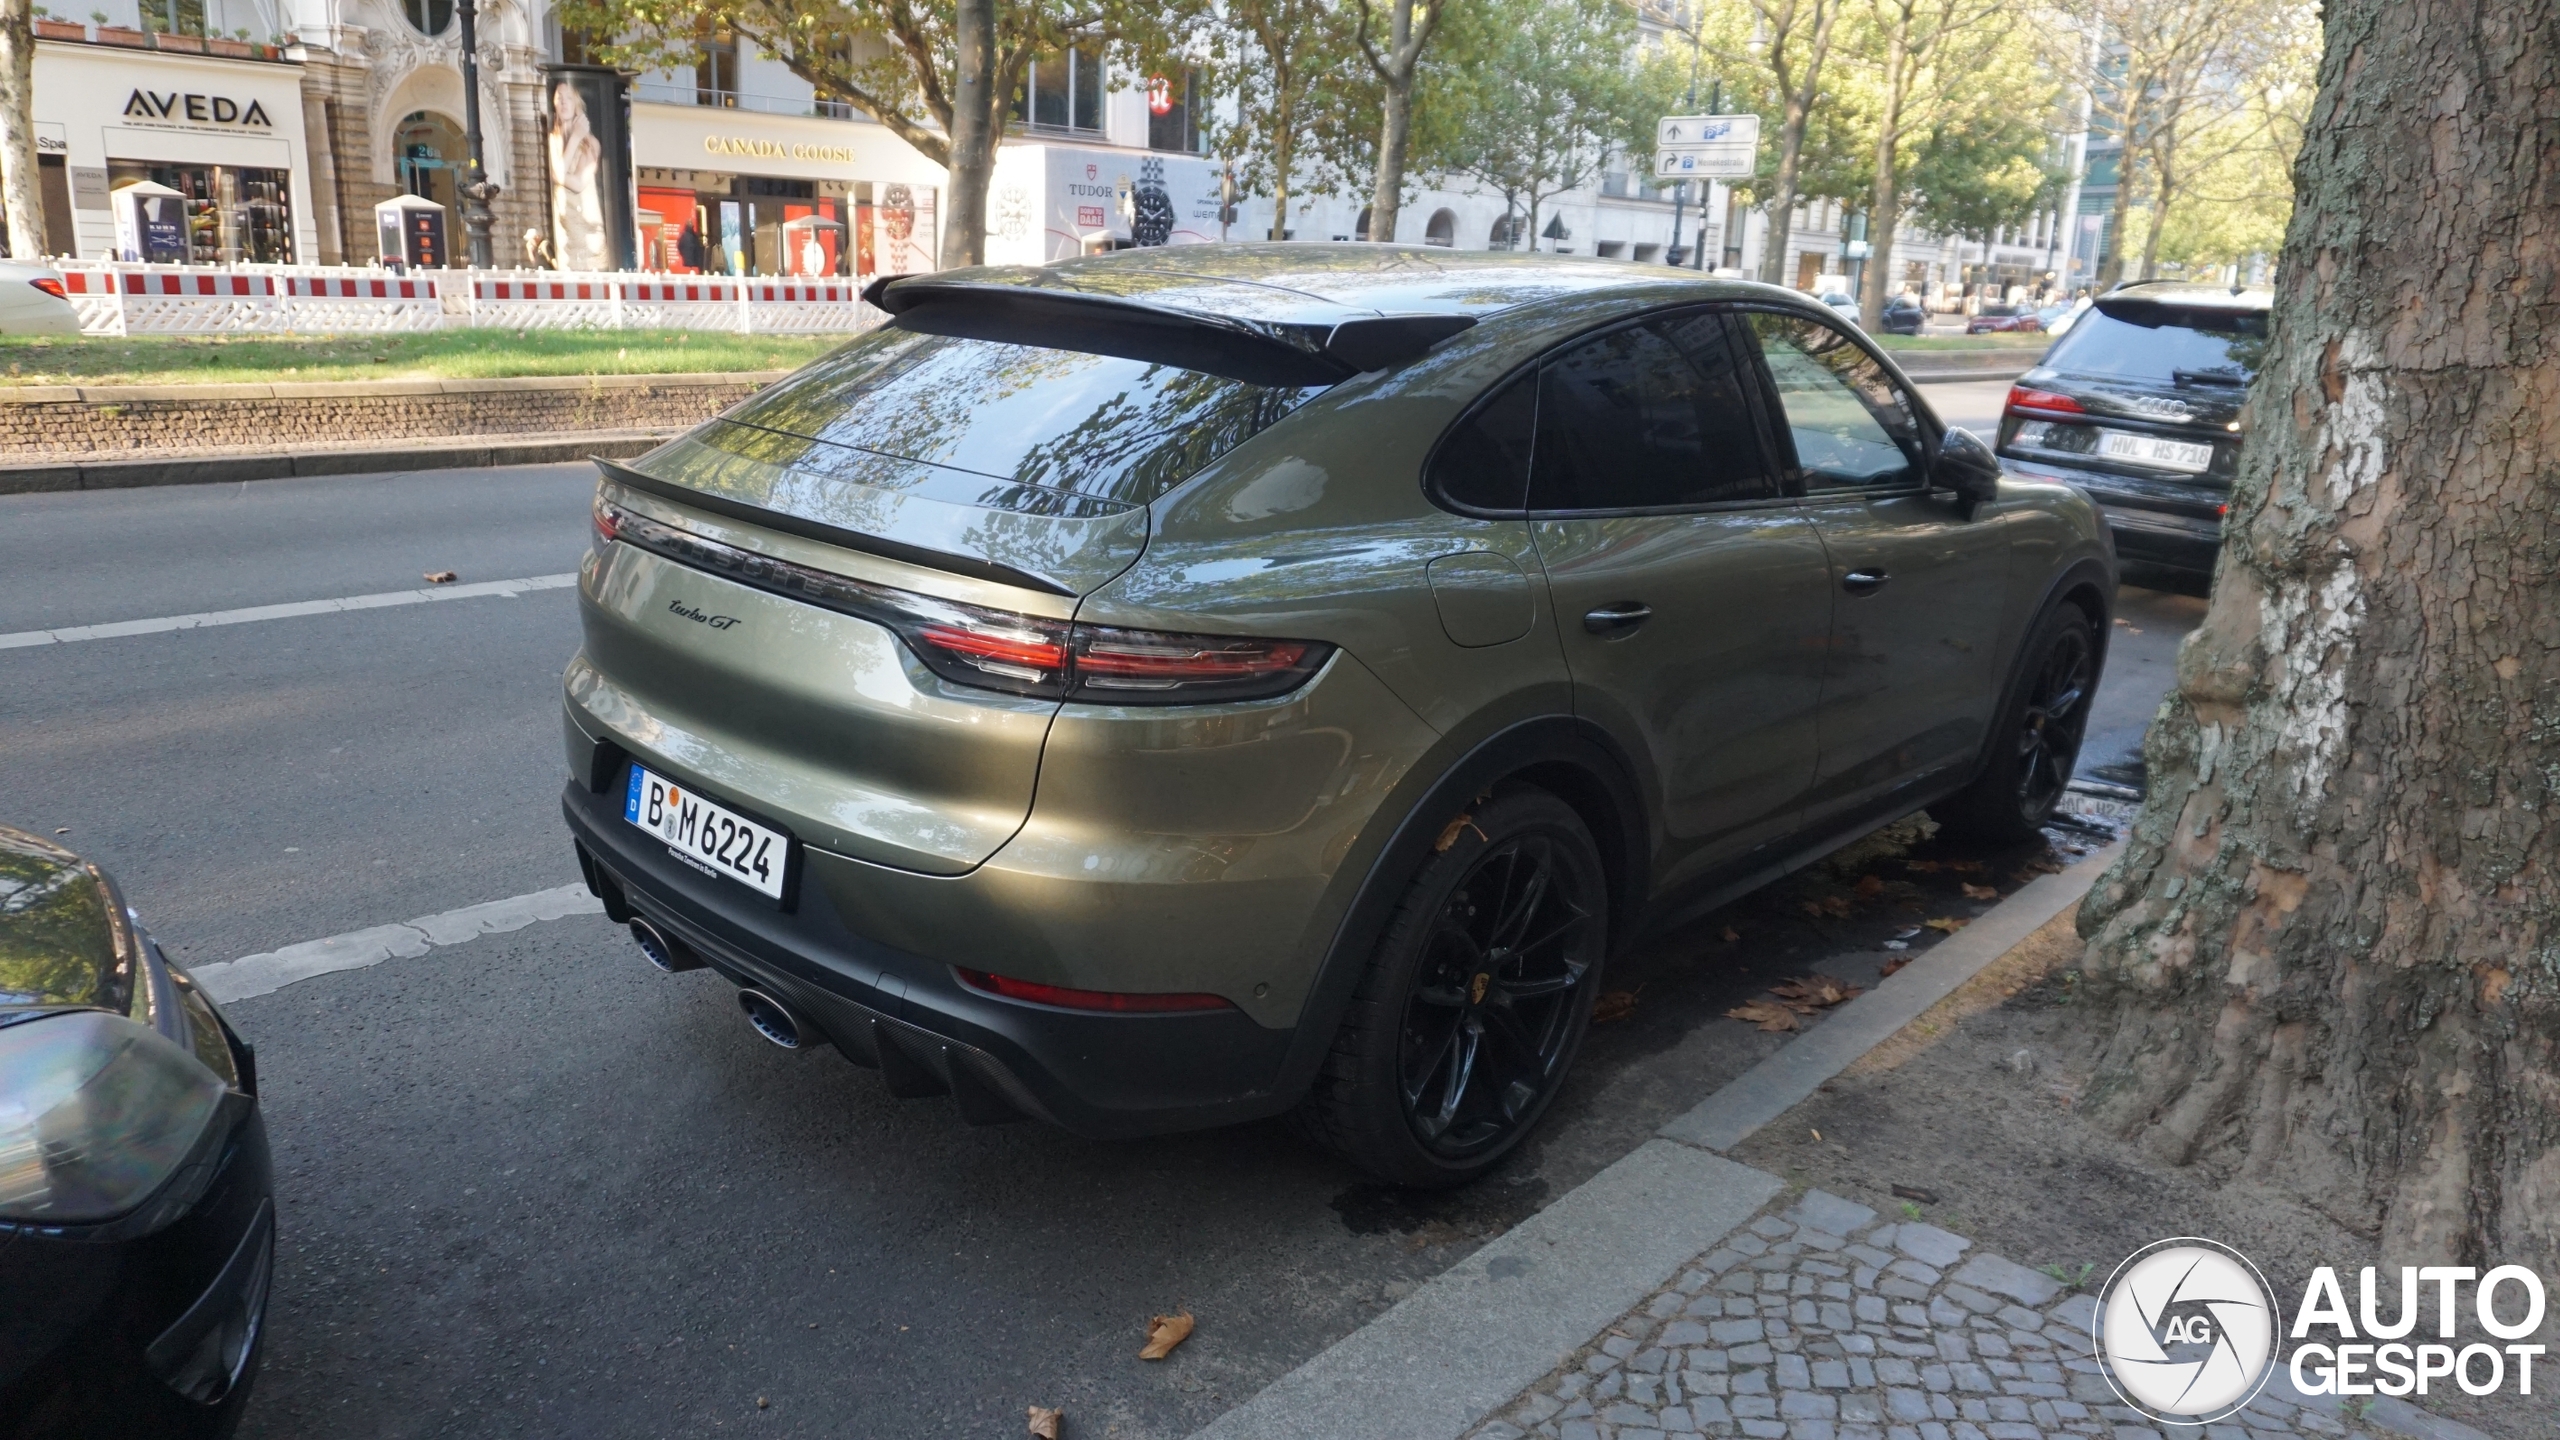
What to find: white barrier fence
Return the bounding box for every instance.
[56,264,889,337]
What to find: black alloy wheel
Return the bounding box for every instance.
[1936,603,2101,845]
[1297,785,1608,1188]
[2013,618,2094,824]
[1398,835,1594,1159]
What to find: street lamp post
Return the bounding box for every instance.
[456,0,499,268]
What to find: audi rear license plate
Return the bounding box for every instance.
[624,764,788,899]
[2097,429,2216,474]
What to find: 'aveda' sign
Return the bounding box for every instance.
[122,89,274,128]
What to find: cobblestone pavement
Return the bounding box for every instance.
[1467,1190,2367,1440]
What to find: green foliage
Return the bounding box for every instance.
[1424,0,1654,243]
[0,330,847,387]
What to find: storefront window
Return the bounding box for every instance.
[1017,49,1104,134]
[107,161,294,264]
[405,0,453,36]
[636,169,935,280]
[1146,68,1200,153]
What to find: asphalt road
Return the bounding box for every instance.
[0,402,2199,1439]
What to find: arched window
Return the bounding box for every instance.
[1355,206,1373,242]
[1489,213,1520,249]
[404,0,452,36]
[1424,209,1455,247]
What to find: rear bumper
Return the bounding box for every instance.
[2001,457,2222,574]
[562,779,1303,1139]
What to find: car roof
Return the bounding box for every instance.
[2100,280,2273,312]
[873,244,1832,386]
[928,243,1791,323]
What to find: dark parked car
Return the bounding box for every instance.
[0,826,270,1437]
[1996,281,2272,587]
[1965,303,2043,335]
[1878,293,1927,336]
[561,246,2114,1187]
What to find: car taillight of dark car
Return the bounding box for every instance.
[595,499,1334,705]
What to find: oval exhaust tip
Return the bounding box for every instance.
[629,912,680,968]
[738,989,803,1050]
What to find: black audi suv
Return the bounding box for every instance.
[1994,281,2271,590]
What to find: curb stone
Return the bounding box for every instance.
[0,430,670,493]
[1188,843,2123,1440]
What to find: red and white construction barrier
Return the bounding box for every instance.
[55,264,887,337]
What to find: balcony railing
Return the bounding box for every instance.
[630,79,873,122]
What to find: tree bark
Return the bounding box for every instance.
[1753,0,1840,286]
[1855,2,1912,326]
[2075,0,2560,1276]
[1358,0,1441,245]
[0,0,41,261]
[939,0,997,268]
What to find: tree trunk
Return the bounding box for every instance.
[0,0,41,261]
[1370,75,1412,242]
[2138,139,2177,281]
[1754,0,1838,286]
[2075,0,2560,1276]
[1856,8,1911,327]
[2097,142,2139,289]
[938,0,997,269]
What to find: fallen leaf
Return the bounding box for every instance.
[1854,874,1884,898]
[1139,1311,1195,1361]
[1719,925,1742,944]
[1591,989,1640,1023]
[423,570,458,584]
[1799,894,1852,920]
[1891,1184,1941,1204]
[1946,859,1988,875]
[1810,1128,1822,1141]
[756,1396,769,1409]
[1028,1405,1063,1439]
[1961,883,1999,901]
[1880,955,1911,977]
[53,827,69,835]
[2014,856,2065,878]
[1771,975,1862,1009]
[1904,859,1943,873]
[1726,1000,1802,1032]
[1432,814,1485,853]
[1923,916,1969,933]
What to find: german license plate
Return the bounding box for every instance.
[2097,429,2215,473]
[623,764,787,900]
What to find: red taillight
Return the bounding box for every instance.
[2004,385,2085,417]
[1072,629,1322,696]
[29,277,67,301]
[915,620,1071,686]
[956,967,1233,1013]
[594,499,1333,706]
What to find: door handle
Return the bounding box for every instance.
[1584,602,1653,636]
[1841,570,1890,596]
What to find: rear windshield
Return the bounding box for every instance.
[709,325,1318,508]
[2042,305,2269,386]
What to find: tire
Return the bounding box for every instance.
[1935,602,2099,845]
[1296,784,1609,1188]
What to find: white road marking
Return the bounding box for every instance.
[193,883,606,1003]
[0,572,578,651]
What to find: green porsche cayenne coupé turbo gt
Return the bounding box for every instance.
[559,245,2113,1187]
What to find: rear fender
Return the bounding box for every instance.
[1267,716,1648,1105]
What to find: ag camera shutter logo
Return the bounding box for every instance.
[2094,1238,2282,1424]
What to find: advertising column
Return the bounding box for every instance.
[539,64,636,271]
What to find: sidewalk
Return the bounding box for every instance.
[1190,841,2501,1440]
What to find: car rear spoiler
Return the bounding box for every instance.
[859,274,1477,388]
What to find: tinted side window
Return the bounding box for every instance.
[1528,314,1777,511]
[1745,312,1922,491]
[2041,306,2268,384]
[1428,368,1538,512]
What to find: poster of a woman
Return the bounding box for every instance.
[548,80,607,271]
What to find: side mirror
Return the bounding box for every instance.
[1931,425,2003,507]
